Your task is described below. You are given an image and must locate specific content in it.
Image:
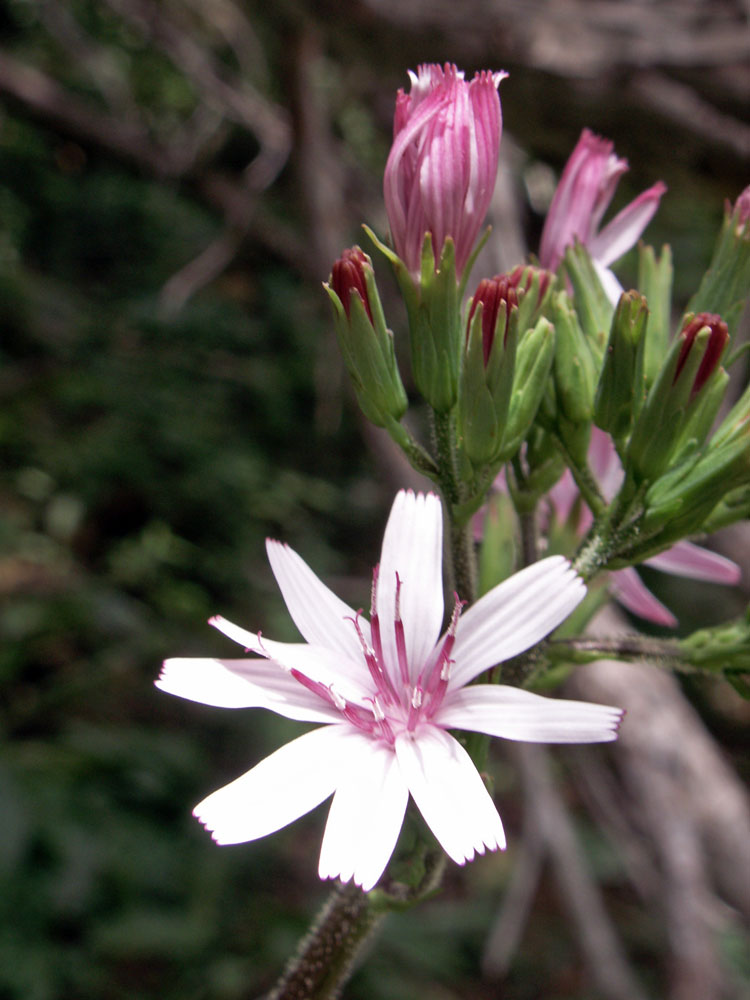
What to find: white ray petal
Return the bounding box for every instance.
[450,557,586,687]
[395,727,505,865]
[156,657,341,723]
[209,616,372,703]
[376,491,444,685]
[318,735,408,892]
[266,540,370,659]
[436,685,623,743]
[193,724,353,844]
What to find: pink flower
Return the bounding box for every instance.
[157,490,621,891]
[539,129,666,303]
[732,185,750,225]
[548,428,740,626]
[384,64,507,279]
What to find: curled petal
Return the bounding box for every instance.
[395,727,505,864]
[436,685,622,743]
[609,567,677,627]
[590,181,667,268]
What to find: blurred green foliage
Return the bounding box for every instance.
[0,3,748,999]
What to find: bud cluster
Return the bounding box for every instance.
[325,64,750,656]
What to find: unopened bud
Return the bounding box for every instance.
[326,247,407,427]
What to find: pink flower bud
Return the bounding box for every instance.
[384,64,507,279]
[732,185,750,226]
[539,128,666,302]
[467,275,517,364]
[330,247,374,323]
[675,312,729,399]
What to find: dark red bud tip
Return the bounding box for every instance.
[507,264,553,301]
[467,275,518,364]
[331,247,373,322]
[674,312,729,396]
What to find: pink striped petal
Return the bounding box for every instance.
[609,567,677,627]
[645,540,741,584]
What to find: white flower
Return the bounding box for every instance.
[157,490,622,891]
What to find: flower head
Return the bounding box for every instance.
[384,64,507,279]
[548,427,740,626]
[158,490,621,891]
[539,128,666,303]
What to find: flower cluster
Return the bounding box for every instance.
[159,64,750,899]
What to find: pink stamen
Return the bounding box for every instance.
[425,594,464,714]
[290,668,337,706]
[394,573,411,686]
[370,566,386,666]
[407,685,423,731]
[347,609,398,705]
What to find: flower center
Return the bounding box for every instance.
[291,568,464,746]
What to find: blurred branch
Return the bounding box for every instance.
[567,606,750,999]
[630,71,750,160]
[511,745,648,1000]
[38,0,140,120]
[0,49,172,176]
[102,0,291,188]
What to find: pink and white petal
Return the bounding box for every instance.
[592,258,625,307]
[450,557,586,688]
[436,685,622,743]
[318,735,408,892]
[376,491,444,685]
[645,540,741,585]
[266,540,370,660]
[610,567,677,627]
[193,724,352,845]
[590,181,667,267]
[209,617,373,703]
[395,727,505,865]
[156,657,341,723]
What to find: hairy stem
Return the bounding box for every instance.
[264,883,383,1000]
[432,408,477,603]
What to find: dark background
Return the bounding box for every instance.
[0,2,748,998]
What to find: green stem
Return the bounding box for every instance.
[547,635,683,666]
[551,430,607,517]
[432,408,477,603]
[265,848,447,999]
[264,883,383,1000]
[384,416,439,480]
